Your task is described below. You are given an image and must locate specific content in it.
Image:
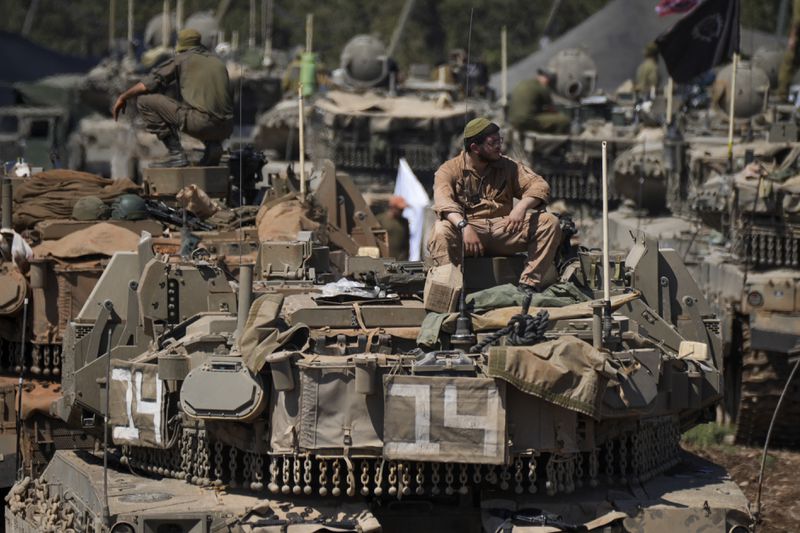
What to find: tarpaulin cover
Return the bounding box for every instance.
[486,336,611,419]
[417,291,640,347]
[33,222,139,258]
[12,169,139,229]
[239,293,309,373]
[255,193,326,244]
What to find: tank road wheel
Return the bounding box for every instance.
[734,320,800,448]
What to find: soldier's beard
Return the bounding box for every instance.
[476,146,501,163]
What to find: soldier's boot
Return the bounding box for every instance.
[198,141,223,166]
[155,132,189,168]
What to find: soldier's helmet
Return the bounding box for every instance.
[72,197,110,221]
[111,194,148,221]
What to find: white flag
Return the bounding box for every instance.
[393,158,430,261]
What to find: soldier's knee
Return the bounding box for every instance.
[432,219,458,241]
[136,93,157,112]
[531,211,559,232]
[427,220,459,263]
[528,212,561,247]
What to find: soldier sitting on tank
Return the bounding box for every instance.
[112,28,234,168]
[634,42,661,98]
[428,117,562,293]
[508,68,570,134]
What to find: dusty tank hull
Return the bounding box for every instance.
[0,156,394,494]
[3,211,756,531]
[307,89,482,192]
[514,126,635,207]
[607,128,800,449]
[702,262,800,448]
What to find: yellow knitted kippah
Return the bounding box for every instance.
[463,117,492,139]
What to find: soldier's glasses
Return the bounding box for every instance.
[483,136,503,148]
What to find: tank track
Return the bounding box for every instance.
[113,418,682,499]
[734,322,800,449]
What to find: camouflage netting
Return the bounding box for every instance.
[12,169,139,230]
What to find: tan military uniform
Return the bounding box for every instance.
[138,47,233,141]
[428,152,561,287]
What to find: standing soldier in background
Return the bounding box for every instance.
[635,42,661,98]
[507,68,570,134]
[377,196,411,261]
[112,28,234,168]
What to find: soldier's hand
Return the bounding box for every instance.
[462,225,484,257]
[112,96,127,121]
[503,209,527,234]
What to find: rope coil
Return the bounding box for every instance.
[469,309,550,353]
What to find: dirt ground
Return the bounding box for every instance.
[684,441,800,533]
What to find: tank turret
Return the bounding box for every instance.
[339,34,391,90]
[143,12,177,49]
[546,48,597,100]
[184,11,220,49]
[712,61,770,119]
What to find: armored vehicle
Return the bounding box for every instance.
[3,201,754,531]
[0,157,390,493]
[509,49,638,208]
[608,106,800,448]
[690,149,800,448]
[611,59,782,214]
[0,106,69,169]
[306,34,490,192]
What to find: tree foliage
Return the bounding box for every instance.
[0,0,787,71]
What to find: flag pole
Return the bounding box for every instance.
[665,77,674,125]
[601,141,612,342]
[727,53,739,168]
[500,25,508,107]
[298,83,306,201]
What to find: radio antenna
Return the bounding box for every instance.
[463,7,474,128]
[451,7,476,352]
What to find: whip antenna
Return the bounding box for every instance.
[451,8,476,352]
[463,7,474,127]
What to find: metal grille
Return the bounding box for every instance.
[738,225,800,268]
[73,324,93,341]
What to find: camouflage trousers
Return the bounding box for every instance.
[427,211,562,287]
[136,93,233,142]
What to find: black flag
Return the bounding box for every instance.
[655,0,740,83]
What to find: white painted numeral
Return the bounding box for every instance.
[384,383,440,455]
[443,384,500,456]
[111,368,163,444]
